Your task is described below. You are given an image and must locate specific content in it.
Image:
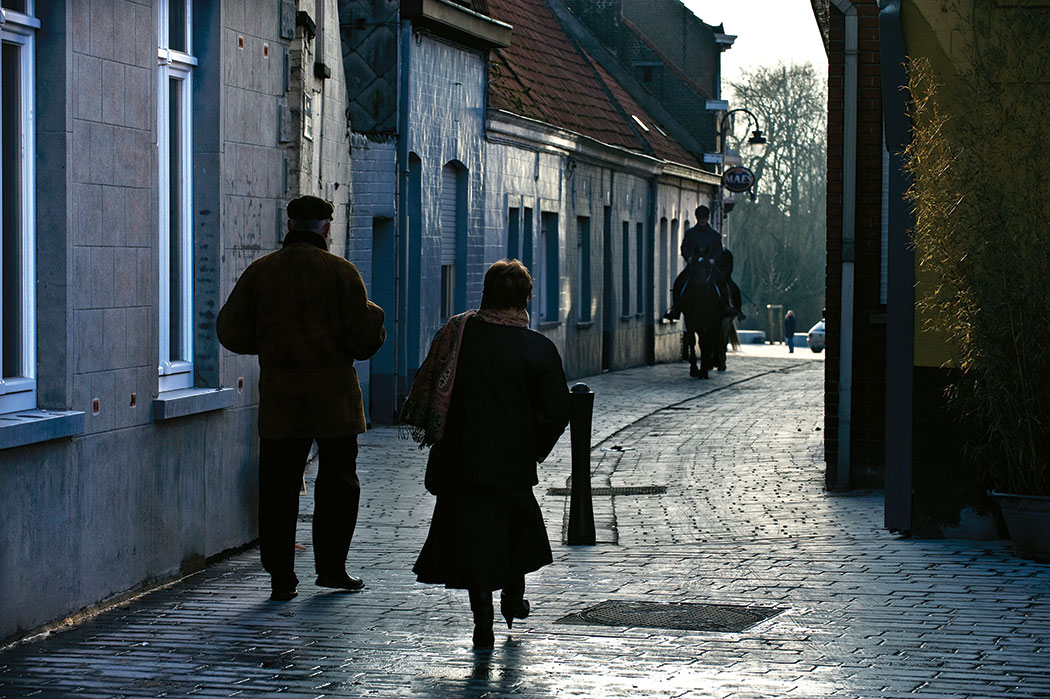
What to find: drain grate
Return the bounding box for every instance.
[547,485,667,496]
[555,600,785,632]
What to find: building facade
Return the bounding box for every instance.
[815,0,1044,537]
[344,0,720,423]
[0,0,352,642]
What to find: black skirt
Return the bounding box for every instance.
[413,485,553,591]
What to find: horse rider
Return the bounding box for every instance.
[663,205,739,322]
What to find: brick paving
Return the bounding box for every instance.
[2,348,1049,698]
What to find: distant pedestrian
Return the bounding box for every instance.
[785,310,797,353]
[400,259,570,650]
[217,195,386,601]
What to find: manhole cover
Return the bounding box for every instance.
[547,486,667,496]
[556,600,784,632]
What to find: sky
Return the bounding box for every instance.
[680,0,827,89]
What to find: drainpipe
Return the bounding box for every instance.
[832,0,858,489]
[395,21,412,410]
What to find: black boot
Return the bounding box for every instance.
[468,589,494,650]
[500,578,530,629]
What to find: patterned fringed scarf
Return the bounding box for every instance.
[398,308,529,447]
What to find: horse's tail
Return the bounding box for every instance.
[728,322,740,351]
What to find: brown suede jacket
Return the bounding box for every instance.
[217,230,386,438]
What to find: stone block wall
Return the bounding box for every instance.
[1,0,353,644]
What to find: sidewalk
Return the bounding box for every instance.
[2,349,1048,698]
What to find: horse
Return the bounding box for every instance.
[679,259,725,379]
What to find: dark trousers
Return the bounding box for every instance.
[258,435,360,586]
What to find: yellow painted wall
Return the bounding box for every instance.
[900,0,1050,367]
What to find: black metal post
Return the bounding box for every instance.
[567,382,596,545]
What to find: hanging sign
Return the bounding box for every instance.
[722,166,756,193]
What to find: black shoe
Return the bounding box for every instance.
[737,311,747,321]
[500,596,531,629]
[316,572,365,592]
[270,587,298,601]
[472,625,495,650]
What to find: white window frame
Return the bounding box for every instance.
[157,0,196,392]
[0,6,39,414]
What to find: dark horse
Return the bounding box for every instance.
[680,259,725,379]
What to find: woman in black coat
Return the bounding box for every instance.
[401,259,570,649]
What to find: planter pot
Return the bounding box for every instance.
[992,491,1050,563]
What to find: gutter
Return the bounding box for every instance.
[486,110,721,185]
[832,0,858,489]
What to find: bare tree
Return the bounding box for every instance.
[725,62,827,332]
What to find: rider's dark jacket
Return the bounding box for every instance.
[681,223,723,263]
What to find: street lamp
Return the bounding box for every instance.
[713,108,767,241]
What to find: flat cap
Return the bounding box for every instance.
[287,195,334,221]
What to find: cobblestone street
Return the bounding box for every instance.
[2,349,1048,698]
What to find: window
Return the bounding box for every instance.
[157,0,196,392]
[0,4,38,414]
[440,265,454,322]
[658,218,668,313]
[521,207,533,273]
[538,213,559,322]
[507,206,519,261]
[440,162,466,321]
[669,218,679,309]
[635,222,644,315]
[621,222,630,317]
[576,217,591,323]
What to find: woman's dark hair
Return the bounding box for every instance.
[481,259,532,310]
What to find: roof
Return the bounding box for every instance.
[486,0,703,169]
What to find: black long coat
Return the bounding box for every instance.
[413,317,570,591]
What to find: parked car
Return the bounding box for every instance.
[807,320,825,353]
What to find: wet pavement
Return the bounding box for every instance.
[2,345,1048,698]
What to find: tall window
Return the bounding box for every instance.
[669,218,679,309]
[507,207,519,261]
[576,216,591,323]
[621,222,630,317]
[539,212,559,322]
[0,3,38,413]
[658,218,668,313]
[635,222,644,315]
[521,207,533,274]
[158,0,196,391]
[440,161,466,321]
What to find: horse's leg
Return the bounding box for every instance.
[699,323,717,379]
[688,331,700,377]
[717,318,729,371]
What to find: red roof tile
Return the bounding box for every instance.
[486,0,702,169]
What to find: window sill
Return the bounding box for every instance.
[619,315,632,322]
[537,320,561,330]
[575,320,594,329]
[0,409,85,451]
[153,387,235,421]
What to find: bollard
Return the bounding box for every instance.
[567,382,596,545]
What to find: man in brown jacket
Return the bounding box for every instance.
[217,195,386,601]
